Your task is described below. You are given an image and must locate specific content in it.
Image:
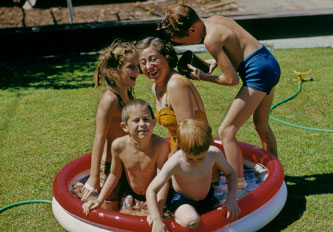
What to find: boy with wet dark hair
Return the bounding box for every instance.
[159,3,280,187]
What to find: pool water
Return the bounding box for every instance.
[213,166,268,202]
[72,164,268,212]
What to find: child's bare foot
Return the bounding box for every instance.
[237,177,248,189]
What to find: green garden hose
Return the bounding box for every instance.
[269,70,333,132]
[0,200,52,214]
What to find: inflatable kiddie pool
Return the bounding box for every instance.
[52,139,287,232]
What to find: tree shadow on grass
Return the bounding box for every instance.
[258,173,333,231]
[0,54,98,90]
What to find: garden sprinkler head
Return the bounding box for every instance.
[290,69,313,83]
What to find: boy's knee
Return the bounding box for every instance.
[174,205,201,228]
[176,215,200,228]
[186,219,201,229]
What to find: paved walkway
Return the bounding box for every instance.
[260,35,333,49]
[175,35,333,54]
[236,0,333,14]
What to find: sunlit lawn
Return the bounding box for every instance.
[0,47,332,231]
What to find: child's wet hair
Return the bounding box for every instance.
[136,37,178,69]
[157,3,200,39]
[94,38,137,106]
[177,118,212,155]
[121,99,155,124]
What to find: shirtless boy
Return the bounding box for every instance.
[82,99,169,215]
[159,3,280,186]
[146,119,239,231]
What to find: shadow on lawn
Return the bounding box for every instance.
[0,55,97,90]
[259,173,333,231]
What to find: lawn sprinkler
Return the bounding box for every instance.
[289,69,313,83]
[270,69,333,132]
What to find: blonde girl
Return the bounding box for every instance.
[75,39,140,201]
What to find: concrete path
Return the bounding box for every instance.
[260,35,333,49]
[174,0,333,53]
[175,35,333,54]
[236,0,333,14]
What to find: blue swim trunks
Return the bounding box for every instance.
[237,45,281,94]
[169,187,220,214]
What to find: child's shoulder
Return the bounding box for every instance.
[208,145,223,156]
[168,150,185,164]
[112,135,129,151]
[99,90,120,109]
[206,15,230,24]
[151,134,168,148]
[207,145,228,164]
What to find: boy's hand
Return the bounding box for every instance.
[187,64,202,81]
[82,199,102,215]
[205,59,217,74]
[147,215,167,232]
[147,215,153,226]
[151,219,168,232]
[218,200,240,220]
[225,199,240,220]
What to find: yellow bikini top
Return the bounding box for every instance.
[155,77,208,136]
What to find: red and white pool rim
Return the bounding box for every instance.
[52,139,287,232]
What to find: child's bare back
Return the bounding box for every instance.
[204,15,260,69]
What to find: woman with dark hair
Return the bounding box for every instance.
[137,37,220,181]
[137,37,206,151]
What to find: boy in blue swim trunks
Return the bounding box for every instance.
[159,3,280,187]
[146,119,239,230]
